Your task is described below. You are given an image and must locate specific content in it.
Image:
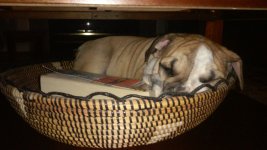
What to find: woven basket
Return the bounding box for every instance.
[0,61,235,148]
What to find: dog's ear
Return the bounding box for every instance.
[232,59,243,90]
[145,34,176,62]
[219,47,244,90]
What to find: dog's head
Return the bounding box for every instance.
[144,33,243,96]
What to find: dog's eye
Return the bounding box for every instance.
[199,71,215,83]
[160,63,174,76]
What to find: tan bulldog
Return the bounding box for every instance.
[73,33,243,96]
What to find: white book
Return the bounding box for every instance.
[40,70,150,99]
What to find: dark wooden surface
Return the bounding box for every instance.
[0,0,267,10]
[0,91,266,150]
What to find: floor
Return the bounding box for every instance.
[243,67,267,105]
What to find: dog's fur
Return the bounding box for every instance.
[74,33,243,96]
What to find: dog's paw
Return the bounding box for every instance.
[163,81,185,93]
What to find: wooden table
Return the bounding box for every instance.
[0,0,267,10]
[0,0,267,44]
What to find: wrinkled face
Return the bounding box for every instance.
[143,34,243,96]
[143,34,243,97]
[158,44,224,94]
[143,44,224,96]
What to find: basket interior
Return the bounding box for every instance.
[1,61,73,91]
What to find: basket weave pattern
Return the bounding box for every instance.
[0,61,232,148]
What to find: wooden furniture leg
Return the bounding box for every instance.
[205,20,224,44]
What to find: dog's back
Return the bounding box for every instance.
[74,36,155,79]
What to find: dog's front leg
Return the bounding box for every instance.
[143,74,163,97]
[150,74,164,96]
[143,56,164,97]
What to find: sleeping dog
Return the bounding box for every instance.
[73,33,243,96]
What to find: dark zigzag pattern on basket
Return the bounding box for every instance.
[37,61,234,101]
[41,72,234,102]
[23,82,228,111]
[56,61,235,101]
